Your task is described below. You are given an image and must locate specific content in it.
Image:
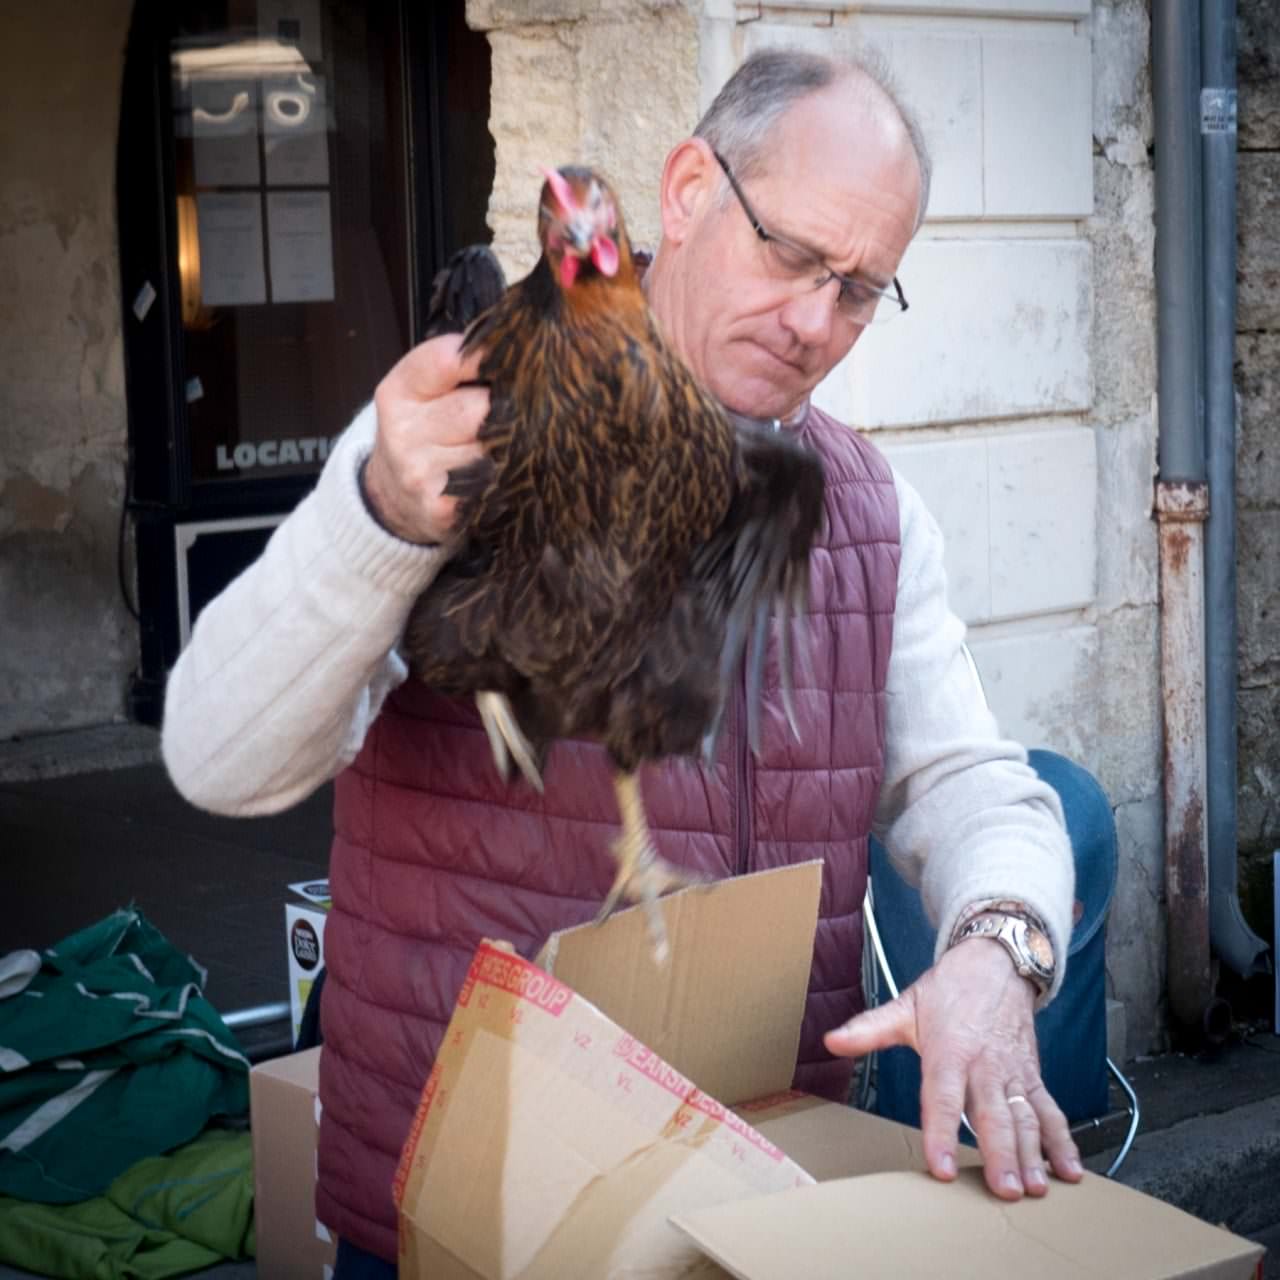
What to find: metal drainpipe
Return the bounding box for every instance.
[1201,0,1272,979]
[1153,0,1214,1030]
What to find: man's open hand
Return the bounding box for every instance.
[824,938,1084,1199]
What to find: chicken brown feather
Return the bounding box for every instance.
[403,165,825,959]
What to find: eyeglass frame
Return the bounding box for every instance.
[711,148,909,323]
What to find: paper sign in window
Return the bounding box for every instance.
[264,75,330,186]
[191,79,261,188]
[196,192,267,306]
[267,191,335,303]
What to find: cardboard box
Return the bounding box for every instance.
[394,863,1265,1280]
[286,879,330,1045]
[249,1046,337,1280]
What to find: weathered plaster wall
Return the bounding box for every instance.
[0,5,136,738]
[1235,0,1280,941]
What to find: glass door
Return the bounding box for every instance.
[168,0,412,490]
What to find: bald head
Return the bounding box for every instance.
[694,48,931,232]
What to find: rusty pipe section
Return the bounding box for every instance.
[1156,480,1214,1030]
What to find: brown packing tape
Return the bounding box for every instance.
[397,942,573,1276]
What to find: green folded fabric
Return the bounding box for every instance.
[106,1128,254,1259]
[0,1194,223,1280]
[0,910,250,1205]
[0,1128,256,1279]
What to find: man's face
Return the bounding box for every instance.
[662,85,921,422]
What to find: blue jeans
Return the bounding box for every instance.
[333,1239,397,1279]
[869,748,1118,1129]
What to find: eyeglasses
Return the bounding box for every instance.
[712,149,909,326]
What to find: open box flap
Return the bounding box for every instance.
[537,860,823,1106]
[673,1167,1266,1280]
[739,1091,983,1181]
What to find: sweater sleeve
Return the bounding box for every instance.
[161,403,446,816]
[873,469,1075,1003]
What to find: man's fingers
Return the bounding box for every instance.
[1027,1080,1084,1184]
[918,1053,968,1183]
[823,994,916,1059]
[379,333,484,403]
[966,1071,1024,1200]
[1007,1091,1047,1196]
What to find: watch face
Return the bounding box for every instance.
[1025,927,1054,974]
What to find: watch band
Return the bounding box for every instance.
[949,910,1055,997]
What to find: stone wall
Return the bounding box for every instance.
[467,0,706,279]
[1236,0,1280,938]
[0,5,136,738]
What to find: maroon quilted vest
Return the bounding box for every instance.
[316,405,900,1260]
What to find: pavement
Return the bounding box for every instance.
[1,722,1278,1277]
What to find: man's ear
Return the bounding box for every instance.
[659,138,716,245]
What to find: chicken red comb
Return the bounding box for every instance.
[540,166,580,213]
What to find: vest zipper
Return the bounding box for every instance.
[734,639,754,876]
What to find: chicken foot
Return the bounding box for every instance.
[476,691,544,792]
[595,771,704,964]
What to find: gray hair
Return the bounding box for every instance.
[693,47,933,233]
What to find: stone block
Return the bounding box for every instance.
[1105,997,1127,1068]
[1094,413,1159,612]
[965,623,1100,765]
[982,30,1093,218]
[1091,0,1153,150]
[1094,603,1162,806]
[1237,331,1280,512]
[1237,684,1280,856]
[1237,507,1280,688]
[468,0,666,28]
[1238,0,1280,152]
[988,426,1097,620]
[485,28,582,278]
[575,9,700,250]
[1238,151,1280,334]
[1087,156,1157,418]
[1106,792,1167,1057]
[484,10,698,273]
[884,428,1098,627]
[815,237,1092,428]
[743,20,984,219]
[764,0,1089,15]
[881,438,991,625]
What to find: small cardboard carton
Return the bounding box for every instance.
[285,879,330,1044]
[394,862,1265,1280]
[250,1046,337,1280]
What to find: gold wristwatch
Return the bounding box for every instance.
[950,910,1055,998]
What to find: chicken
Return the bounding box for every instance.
[404,165,825,960]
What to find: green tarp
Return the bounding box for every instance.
[0,909,250,1204]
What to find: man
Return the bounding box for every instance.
[163,48,1082,1276]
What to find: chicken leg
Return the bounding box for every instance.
[595,771,704,964]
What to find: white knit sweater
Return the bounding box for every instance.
[161,403,1074,997]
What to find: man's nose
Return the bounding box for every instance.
[778,279,840,347]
